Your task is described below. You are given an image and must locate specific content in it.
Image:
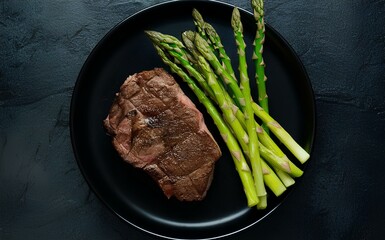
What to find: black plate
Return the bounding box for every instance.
[70,0,315,239]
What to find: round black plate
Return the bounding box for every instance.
[70,0,315,239]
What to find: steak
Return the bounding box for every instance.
[103,68,222,201]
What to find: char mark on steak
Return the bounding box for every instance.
[104,68,222,201]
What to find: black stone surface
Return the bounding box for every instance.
[1,0,384,239]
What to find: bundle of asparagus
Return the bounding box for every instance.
[145,0,310,209]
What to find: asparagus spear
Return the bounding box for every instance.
[275,169,296,187]
[183,31,244,131]
[181,31,203,63]
[192,8,216,55]
[249,1,296,180]
[257,126,303,177]
[252,102,310,163]
[261,160,286,196]
[194,33,245,109]
[183,31,244,124]
[193,48,250,159]
[147,33,259,207]
[192,8,238,83]
[204,22,237,82]
[251,0,269,119]
[231,7,266,209]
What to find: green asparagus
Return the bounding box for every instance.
[251,0,269,117]
[194,33,245,109]
[205,22,237,82]
[252,102,310,164]
[192,8,216,55]
[231,7,266,209]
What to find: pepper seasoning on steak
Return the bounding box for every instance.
[104,68,222,201]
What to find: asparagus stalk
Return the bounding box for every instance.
[194,33,245,109]
[183,30,246,128]
[204,22,237,82]
[181,31,203,63]
[192,8,216,55]
[192,8,238,83]
[252,102,310,163]
[256,125,303,177]
[259,143,302,177]
[261,159,286,196]
[147,32,259,207]
[275,169,296,187]
[231,8,266,209]
[250,0,293,187]
[251,0,269,119]
[250,1,309,166]
[196,55,250,157]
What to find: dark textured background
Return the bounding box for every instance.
[1,0,384,239]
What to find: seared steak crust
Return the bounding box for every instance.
[104,68,221,201]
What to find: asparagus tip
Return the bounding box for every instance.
[231,7,243,33]
[192,8,204,22]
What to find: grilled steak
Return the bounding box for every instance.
[103,68,222,201]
